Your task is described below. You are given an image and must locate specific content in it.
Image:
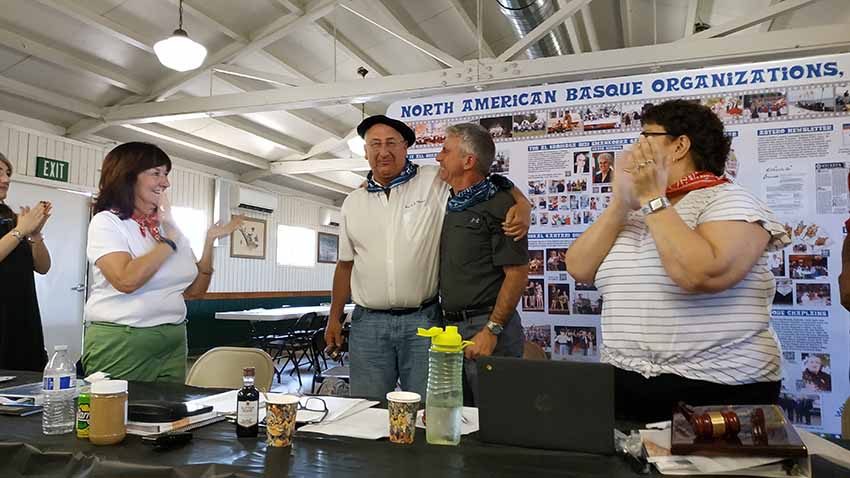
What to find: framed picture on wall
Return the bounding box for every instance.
[230,217,266,259]
[317,232,339,264]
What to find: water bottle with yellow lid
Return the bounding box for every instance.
[417,326,472,445]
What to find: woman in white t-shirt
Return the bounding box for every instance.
[83,142,242,382]
[565,100,790,422]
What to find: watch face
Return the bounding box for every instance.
[650,198,664,209]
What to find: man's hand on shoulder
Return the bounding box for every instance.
[503,199,531,241]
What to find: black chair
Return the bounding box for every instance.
[273,312,318,387]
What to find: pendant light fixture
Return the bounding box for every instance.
[347,67,369,156]
[154,0,208,72]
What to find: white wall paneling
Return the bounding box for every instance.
[0,118,337,294]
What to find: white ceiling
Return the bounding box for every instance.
[0,0,848,203]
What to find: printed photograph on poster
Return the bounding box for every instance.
[795,283,831,307]
[573,151,591,174]
[528,250,545,275]
[778,393,821,427]
[785,220,831,252]
[480,116,512,138]
[553,326,598,358]
[558,195,570,211]
[538,211,548,225]
[568,194,579,209]
[619,104,644,128]
[774,278,794,305]
[724,148,739,180]
[412,120,447,146]
[490,150,510,174]
[836,86,850,112]
[550,212,569,226]
[523,325,552,358]
[566,178,587,192]
[575,282,597,291]
[546,248,567,271]
[769,251,786,277]
[787,86,838,114]
[528,180,546,195]
[548,283,570,314]
[789,254,828,280]
[592,152,615,183]
[548,179,566,194]
[548,195,559,211]
[800,353,832,393]
[579,105,622,131]
[547,109,577,134]
[701,95,744,119]
[522,279,545,312]
[573,291,602,315]
[742,91,787,119]
[511,113,546,138]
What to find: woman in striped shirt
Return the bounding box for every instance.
[565,100,790,422]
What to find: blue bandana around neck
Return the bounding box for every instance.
[366,160,418,194]
[447,174,513,212]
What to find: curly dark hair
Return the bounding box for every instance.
[641,99,731,175]
[94,142,171,219]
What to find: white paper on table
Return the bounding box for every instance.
[414,407,479,435]
[640,428,795,477]
[299,408,389,440]
[256,396,378,424]
[798,429,850,470]
[184,390,263,415]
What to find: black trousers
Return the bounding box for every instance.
[615,367,781,423]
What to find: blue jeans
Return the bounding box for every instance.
[455,310,524,405]
[348,303,443,400]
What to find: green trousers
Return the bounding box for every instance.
[82,321,187,383]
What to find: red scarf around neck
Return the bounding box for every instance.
[131,213,162,241]
[665,171,729,198]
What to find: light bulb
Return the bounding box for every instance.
[154,29,208,72]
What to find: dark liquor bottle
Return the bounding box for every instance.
[236,367,259,437]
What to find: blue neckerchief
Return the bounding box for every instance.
[366,161,418,194]
[447,175,511,212]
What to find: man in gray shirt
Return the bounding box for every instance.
[436,123,529,405]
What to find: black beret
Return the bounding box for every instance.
[356,115,415,146]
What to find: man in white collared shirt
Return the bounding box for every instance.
[325,115,529,399]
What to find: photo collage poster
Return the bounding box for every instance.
[389,53,850,435]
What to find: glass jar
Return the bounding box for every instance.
[89,380,128,445]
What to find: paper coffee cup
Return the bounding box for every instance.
[387,391,420,444]
[265,394,299,447]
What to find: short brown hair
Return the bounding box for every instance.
[94,142,171,219]
[0,152,12,177]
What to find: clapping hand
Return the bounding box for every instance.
[612,149,640,211]
[630,136,671,205]
[17,201,51,236]
[207,214,245,241]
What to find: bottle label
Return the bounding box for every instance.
[237,401,258,427]
[43,375,74,391]
[77,395,90,438]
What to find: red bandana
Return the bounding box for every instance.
[131,213,162,241]
[665,171,729,198]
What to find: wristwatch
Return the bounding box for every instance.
[486,321,504,336]
[160,237,177,252]
[640,196,671,215]
[10,229,24,242]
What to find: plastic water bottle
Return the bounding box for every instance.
[42,345,77,435]
[417,326,472,445]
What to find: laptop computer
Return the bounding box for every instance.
[476,356,615,454]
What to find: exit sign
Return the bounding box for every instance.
[35,156,69,182]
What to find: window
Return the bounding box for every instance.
[171,207,207,260]
[277,225,316,267]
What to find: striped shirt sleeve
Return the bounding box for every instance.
[696,184,791,252]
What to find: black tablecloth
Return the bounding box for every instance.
[2,370,849,478]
